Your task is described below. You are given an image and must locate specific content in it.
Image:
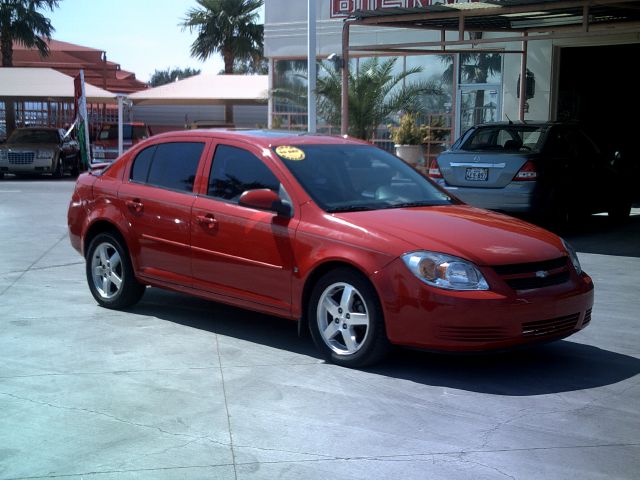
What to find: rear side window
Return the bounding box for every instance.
[130,142,204,192]
[99,125,147,141]
[132,126,148,140]
[208,145,280,202]
[130,146,156,183]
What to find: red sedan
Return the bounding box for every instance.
[68,130,594,367]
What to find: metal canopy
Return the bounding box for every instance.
[339,0,640,134]
[350,0,640,32]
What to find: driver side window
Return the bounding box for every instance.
[208,144,281,203]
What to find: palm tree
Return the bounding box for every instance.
[149,67,201,87]
[274,57,440,140]
[181,0,263,124]
[0,0,59,136]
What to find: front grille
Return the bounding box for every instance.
[8,152,35,165]
[582,308,592,327]
[493,257,570,291]
[522,313,580,337]
[436,325,510,342]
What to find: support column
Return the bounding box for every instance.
[519,32,528,121]
[117,95,124,156]
[340,22,350,136]
[307,0,317,133]
[268,57,274,129]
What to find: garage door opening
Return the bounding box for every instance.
[557,43,640,166]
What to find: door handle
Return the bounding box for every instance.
[126,199,144,213]
[195,214,218,229]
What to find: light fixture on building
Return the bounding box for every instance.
[517,69,536,100]
[327,53,344,70]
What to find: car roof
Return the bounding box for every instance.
[472,121,577,128]
[101,122,147,127]
[13,127,59,131]
[150,129,371,147]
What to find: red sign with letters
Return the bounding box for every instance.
[330,0,479,18]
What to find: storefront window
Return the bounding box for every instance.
[460,53,502,85]
[272,59,308,130]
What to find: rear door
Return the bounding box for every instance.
[438,126,536,188]
[118,138,208,285]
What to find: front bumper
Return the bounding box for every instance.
[0,153,55,174]
[375,258,594,351]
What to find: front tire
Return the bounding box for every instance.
[86,233,145,309]
[308,268,390,368]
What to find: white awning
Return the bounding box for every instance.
[128,73,268,106]
[0,67,117,103]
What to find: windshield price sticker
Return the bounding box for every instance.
[275,146,305,161]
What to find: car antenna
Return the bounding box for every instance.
[505,114,513,125]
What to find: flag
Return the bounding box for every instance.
[74,71,92,168]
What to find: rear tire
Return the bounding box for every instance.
[71,154,81,177]
[308,268,390,368]
[86,233,145,309]
[608,197,631,224]
[52,156,64,179]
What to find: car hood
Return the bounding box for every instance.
[336,205,565,266]
[1,142,58,150]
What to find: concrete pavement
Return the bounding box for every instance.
[0,177,638,479]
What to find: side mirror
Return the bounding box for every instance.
[239,189,292,217]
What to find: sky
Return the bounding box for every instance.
[47,0,265,83]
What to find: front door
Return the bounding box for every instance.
[190,142,297,315]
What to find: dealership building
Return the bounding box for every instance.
[265,0,640,152]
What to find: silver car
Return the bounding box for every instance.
[429,122,632,223]
[0,127,80,178]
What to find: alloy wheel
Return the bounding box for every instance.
[90,242,123,300]
[316,282,371,355]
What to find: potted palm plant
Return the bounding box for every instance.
[389,113,425,166]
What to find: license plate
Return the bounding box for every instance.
[465,167,489,181]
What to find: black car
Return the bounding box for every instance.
[429,121,633,224]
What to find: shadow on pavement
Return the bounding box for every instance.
[135,288,640,397]
[135,288,321,359]
[370,342,640,396]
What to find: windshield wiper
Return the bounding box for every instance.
[326,205,377,213]
[383,201,440,209]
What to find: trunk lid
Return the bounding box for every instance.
[437,150,533,188]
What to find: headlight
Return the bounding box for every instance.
[36,150,53,159]
[0,150,7,160]
[561,238,582,275]
[402,251,489,291]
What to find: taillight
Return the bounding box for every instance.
[513,161,537,181]
[428,159,443,179]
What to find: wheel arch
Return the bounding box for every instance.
[298,260,379,337]
[83,219,128,259]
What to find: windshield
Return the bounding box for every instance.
[98,125,147,141]
[461,125,546,152]
[274,144,453,213]
[7,129,59,144]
